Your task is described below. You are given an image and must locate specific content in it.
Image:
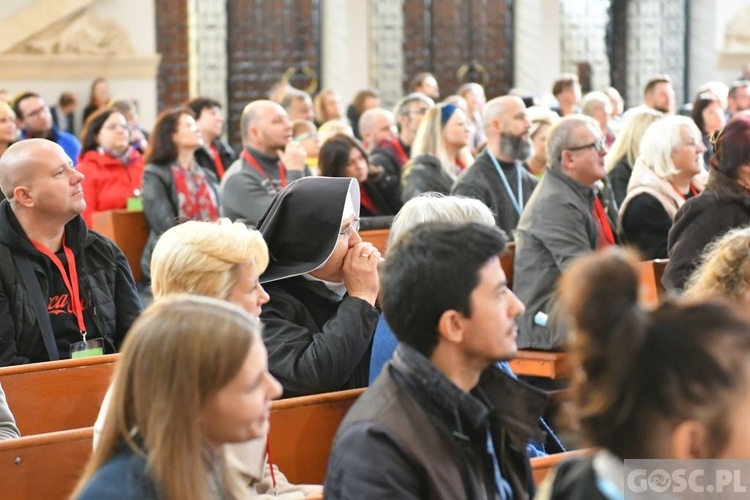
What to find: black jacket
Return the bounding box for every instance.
[368,139,409,214]
[401,153,456,203]
[664,168,750,291]
[325,344,546,499]
[260,276,378,398]
[140,163,220,281]
[0,202,142,365]
[194,138,236,180]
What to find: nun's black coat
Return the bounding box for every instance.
[261,277,378,397]
[258,177,379,398]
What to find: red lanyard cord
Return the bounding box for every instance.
[242,149,287,188]
[30,236,87,335]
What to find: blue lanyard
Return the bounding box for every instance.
[489,153,523,217]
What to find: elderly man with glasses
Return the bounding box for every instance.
[513,115,618,352]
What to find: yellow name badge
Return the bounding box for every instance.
[70,338,104,359]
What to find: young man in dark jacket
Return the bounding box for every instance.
[0,139,142,366]
[325,222,548,499]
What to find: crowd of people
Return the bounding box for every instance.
[0,69,749,499]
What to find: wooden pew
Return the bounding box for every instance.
[530,448,590,485]
[359,228,390,256]
[500,242,516,290]
[0,427,93,499]
[0,354,118,435]
[92,209,149,283]
[508,350,571,379]
[638,259,668,307]
[268,387,364,484]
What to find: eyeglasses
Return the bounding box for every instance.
[567,136,607,154]
[339,217,360,238]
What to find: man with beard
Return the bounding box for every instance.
[643,74,675,115]
[452,95,538,240]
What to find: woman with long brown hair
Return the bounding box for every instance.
[74,295,282,499]
[140,107,220,283]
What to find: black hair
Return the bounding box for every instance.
[380,222,507,357]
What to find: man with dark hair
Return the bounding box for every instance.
[50,91,77,135]
[643,74,675,114]
[325,222,547,499]
[0,139,142,365]
[551,73,581,117]
[13,92,81,164]
[185,96,236,180]
[452,95,539,239]
[409,72,440,100]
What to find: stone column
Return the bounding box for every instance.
[369,0,404,108]
[187,0,228,111]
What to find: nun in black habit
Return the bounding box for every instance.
[258,177,381,398]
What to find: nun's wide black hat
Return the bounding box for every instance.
[257,177,360,284]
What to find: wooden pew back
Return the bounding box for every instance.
[268,388,364,484]
[0,354,118,435]
[0,427,93,499]
[500,242,516,290]
[359,228,390,256]
[508,350,571,379]
[91,210,149,283]
[638,259,668,307]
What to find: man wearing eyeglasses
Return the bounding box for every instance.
[368,93,435,214]
[513,115,618,352]
[12,92,81,165]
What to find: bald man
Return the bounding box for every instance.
[358,108,397,153]
[452,96,539,240]
[0,139,142,366]
[220,100,310,227]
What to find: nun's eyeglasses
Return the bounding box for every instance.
[339,218,360,238]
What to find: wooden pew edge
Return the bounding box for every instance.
[0,426,93,451]
[0,354,119,377]
[271,387,365,411]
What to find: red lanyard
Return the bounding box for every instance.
[392,139,409,165]
[241,149,286,188]
[593,196,616,248]
[31,236,86,335]
[210,143,225,178]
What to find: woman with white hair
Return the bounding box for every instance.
[619,115,707,259]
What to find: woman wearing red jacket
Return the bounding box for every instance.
[77,108,145,226]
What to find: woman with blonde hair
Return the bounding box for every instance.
[605,107,663,205]
[525,106,559,178]
[400,103,473,202]
[619,115,707,259]
[313,89,344,125]
[92,220,323,498]
[75,296,283,499]
[685,226,750,304]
